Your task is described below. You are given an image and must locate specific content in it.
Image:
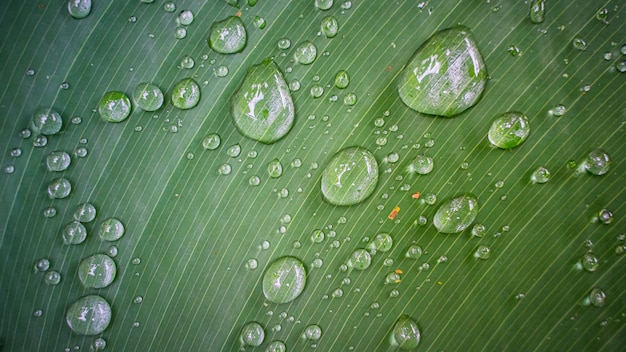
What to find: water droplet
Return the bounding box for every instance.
[249,175,261,186]
[73,147,88,158]
[422,192,437,205]
[31,107,63,135]
[311,258,323,268]
[201,133,221,150]
[98,218,125,241]
[214,65,229,77]
[595,7,609,23]
[310,84,324,98]
[407,154,433,175]
[266,158,283,178]
[367,233,393,253]
[132,296,143,304]
[266,340,286,352]
[132,82,164,112]
[321,16,338,38]
[128,15,137,23]
[494,180,504,189]
[331,287,343,298]
[385,272,401,285]
[488,111,530,149]
[62,221,87,245]
[175,27,187,39]
[209,16,247,54]
[44,270,61,285]
[73,203,96,223]
[232,59,294,143]
[528,0,545,23]
[20,128,32,139]
[67,0,92,19]
[474,245,491,259]
[573,37,588,51]
[78,254,117,288]
[246,258,258,270]
[294,41,317,65]
[47,178,72,199]
[581,253,599,272]
[96,91,131,123]
[398,26,487,117]
[615,61,626,73]
[131,257,141,265]
[35,258,50,272]
[66,295,112,335]
[163,2,176,12]
[597,209,613,224]
[347,249,371,270]
[178,9,194,25]
[277,38,291,50]
[2,165,14,174]
[389,289,400,297]
[289,79,301,92]
[433,193,479,234]
[262,256,306,304]
[343,93,357,106]
[405,244,423,259]
[225,144,241,158]
[321,146,378,206]
[26,68,35,76]
[311,229,325,243]
[253,15,266,29]
[531,166,550,184]
[171,78,200,110]
[471,223,486,237]
[583,148,611,175]
[548,104,567,117]
[42,207,57,218]
[588,287,606,307]
[107,246,118,258]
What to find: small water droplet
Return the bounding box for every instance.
[474,245,491,259]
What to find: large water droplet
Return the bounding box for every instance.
[178,9,194,25]
[367,233,393,253]
[74,203,97,223]
[46,151,71,172]
[209,16,247,54]
[398,26,487,117]
[321,16,338,38]
[171,78,200,110]
[488,111,530,149]
[62,221,87,245]
[597,209,613,224]
[530,166,550,184]
[321,146,378,206]
[31,107,63,135]
[407,154,433,174]
[262,256,306,304]
[240,321,265,347]
[347,249,371,270]
[583,148,611,175]
[66,295,112,335]
[433,193,479,234]
[529,0,545,23]
[67,0,91,19]
[231,59,295,144]
[98,91,131,123]
[78,254,117,288]
[302,324,322,340]
[98,218,125,241]
[266,340,286,352]
[389,315,421,349]
[294,41,317,65]
[311,229,325,243]
[48,178,72,199]
[133,83,164,112]
[405,244,423,259]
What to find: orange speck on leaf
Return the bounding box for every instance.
[236,10,242,17]
[412,192,421,199]
[388,206,400,220]
[395,269,403,274]
[386,65,392,72]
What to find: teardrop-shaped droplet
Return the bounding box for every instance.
[321,146,378,206]
[231,59,295,144]
[208,16,247,54]
[398,26,487,117]
[389,315,421,350]
[529,0,545,23]
[433,193,479,234]
[488,111,530,149]
[262,256,306,304]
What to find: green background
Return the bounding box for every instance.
[1,0,624,350]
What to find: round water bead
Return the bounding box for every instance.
[335,70,350,89]
[321,146,378,206]
[44,270,61,285]
[321,16,338,38]
[171,78,200,110]
[433,193,479,234]
[277,38,291,49]
[390,315,421,349]
[589,287,606,307]
[598,209,613,224]
[240,321,264,347]
[267,159,283,178]
[529,0,545,24]
[62,221,88,245]
[98,91,132,123]
[405,244,423,259]
[208,16,247,54]
[302,324,322,340]
[92,338,106,351]
[98,218,125,241]
[488,111,530,149]
[315,0,333,10]
[178,10,194,25]
[266,340,286,352]
[66,295,112,335]
[347,249,371,270]
[294,41,317,65]
[78,254,117,288]
[35,258,50,272]
[262,256,306,304]
[74,202,97,222]
[343,93,357,106]
[530,166,550,184]
[31,107,63,135]
[67,0,92,19]
[202,133,221,150]
[584,148,611,175]
[471,223,486,237]
[474,245,491,259]
[133,82,164,112]
[581,253,599,272]
[253,16,266,29]
[311,229,325,243]
[48,178,72,199]
[46,151,71,172]
[408,154,434,174]
[367,233,393,253]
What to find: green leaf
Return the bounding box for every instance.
[1,0,625,351]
